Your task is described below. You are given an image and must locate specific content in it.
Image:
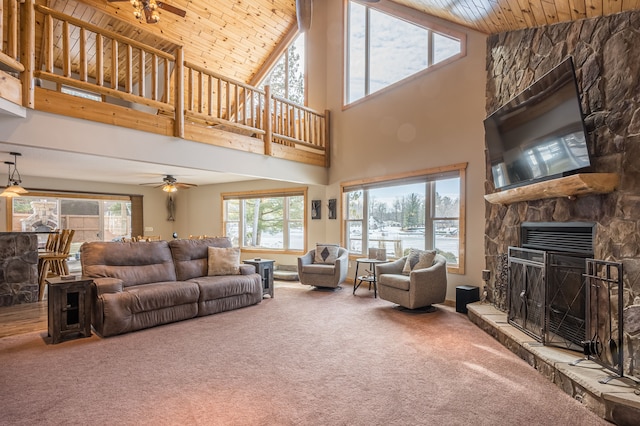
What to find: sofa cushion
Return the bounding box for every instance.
[302,263,335,276]
[81,241,176,287]
[208,246,241,276]
[378,274,410,291]
[101,281,200,315]
[190,274,262,301]
[169,237,232,281]
[402,249,436,275]
[314,243,339,264]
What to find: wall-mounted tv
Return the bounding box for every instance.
[484,57,591,190]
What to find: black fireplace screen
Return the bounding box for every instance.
[507,247,587,351]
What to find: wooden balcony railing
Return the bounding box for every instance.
[0,0,23,106]
[0,0,329,167]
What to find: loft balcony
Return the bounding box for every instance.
[0,0,329,167]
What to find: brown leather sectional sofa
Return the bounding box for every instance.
[80,237,262,337]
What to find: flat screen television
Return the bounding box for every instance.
[484,57,591,190]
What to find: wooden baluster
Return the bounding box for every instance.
[198,70,203,114]
[125,44,133,94]
[225,81,230,120]
[62,21,71,78]
[138,49,146,97]
[8,0,18,59]
[111,39,118,89]
[45,14,53,73]
[164,57,171,104]
[79,27,87,82]
[217,78,222,119]
[208,74,213,116]
[264,85,272,155]
[151,53,157,101]
[187,67,194,112]
[234,83,239,123]
[96,33,104,87]
[8,0,19,59]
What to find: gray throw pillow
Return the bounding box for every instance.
[315,244,339,264]
[402,249,436,275]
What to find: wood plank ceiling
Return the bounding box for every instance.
[43,0,640,86]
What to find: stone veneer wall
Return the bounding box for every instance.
[0,233,39,306]
[485,11,640,378]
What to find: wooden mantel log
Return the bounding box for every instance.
[484,173,620,205]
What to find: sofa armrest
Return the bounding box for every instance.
[92,277,124,296]
[239,264,256,275]
[376,257,405,275]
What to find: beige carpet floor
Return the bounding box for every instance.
[0,282,607,425]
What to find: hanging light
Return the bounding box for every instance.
[162,183,177,193]
[0,153,28,198]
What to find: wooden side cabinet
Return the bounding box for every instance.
[47,276,93,344]
[243,259,275,298]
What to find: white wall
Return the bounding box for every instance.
[309,0,489,300]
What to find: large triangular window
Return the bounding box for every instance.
[258,34,306,105]
[346,1,464,105]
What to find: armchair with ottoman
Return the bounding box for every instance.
[376,249,447,310]
[297,244,348,289]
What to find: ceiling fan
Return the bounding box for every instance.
[108,0,186,24]
[140,175,197,192]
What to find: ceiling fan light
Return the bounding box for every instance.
[133,9,142,18]
[152,12,160,22]
[162,183,177,193]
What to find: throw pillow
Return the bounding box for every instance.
[314,243,340,264]
[402,249,436,275]
[207,246,241,276]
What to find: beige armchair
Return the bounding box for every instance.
[298,246,349,289]
[376,253,447,310]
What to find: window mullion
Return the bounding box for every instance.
[364,6,370,96]
[427,29,434,67]
[425,182,434,250]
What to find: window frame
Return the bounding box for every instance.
[251,28,307,105]
[343,0,467,109]
[221,187,308,255]
[340,163,466,274]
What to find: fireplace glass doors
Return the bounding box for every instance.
[507,247,587,351]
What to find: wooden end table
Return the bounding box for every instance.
[47,276,93,344]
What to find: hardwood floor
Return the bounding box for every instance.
[0,301,48,338]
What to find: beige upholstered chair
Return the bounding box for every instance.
[297,246,349,289]
[376,253,447,310]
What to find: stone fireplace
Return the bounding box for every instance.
[484,11,640,380]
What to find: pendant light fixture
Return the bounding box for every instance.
[0,152,28,198]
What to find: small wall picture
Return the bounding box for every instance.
[328,198,337,220]
[311,200,321,219]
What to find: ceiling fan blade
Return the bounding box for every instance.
[175,182,198,189]
[156,1,187,17]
